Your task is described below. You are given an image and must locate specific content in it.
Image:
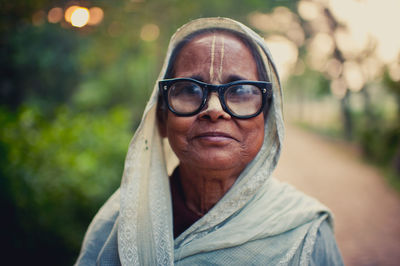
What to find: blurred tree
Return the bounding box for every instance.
[248,0,400,182]
[0,0,83,111]
[383,71,400,176]
[0,106,132,265]
[0,24,81,110]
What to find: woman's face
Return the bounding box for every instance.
[162,32,265,174]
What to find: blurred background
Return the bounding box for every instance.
[1,0,399,265]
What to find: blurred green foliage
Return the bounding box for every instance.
[1,23,81,109]
[0,105,132,265]
[360,71,400,174]
[287,67,331,98]
[353,86,400,167]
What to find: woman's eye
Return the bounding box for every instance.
[228,85,258,97]
[230,85,247,95]
[184,85,202,96]
[226,84,261,104]
[173,83,201,95]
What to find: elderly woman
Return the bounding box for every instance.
[76,18,343,265]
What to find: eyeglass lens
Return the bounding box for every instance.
[167,81,263,117]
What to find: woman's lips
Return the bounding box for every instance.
[193,132,237,144]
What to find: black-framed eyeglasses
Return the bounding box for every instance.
[158,78,272,119]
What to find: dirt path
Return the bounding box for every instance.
[274,124,400,266]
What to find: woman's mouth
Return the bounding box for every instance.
[193,132,237,144]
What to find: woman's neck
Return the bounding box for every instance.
[178,164,241,216]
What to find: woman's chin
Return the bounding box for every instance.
[185,153,245,172]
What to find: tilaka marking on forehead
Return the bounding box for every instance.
[209,34,216,81]
[218,37,225,82]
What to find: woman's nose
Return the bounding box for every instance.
[198,92,231,121]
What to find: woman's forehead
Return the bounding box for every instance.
[173,31,258,82]
[181,32,246,56]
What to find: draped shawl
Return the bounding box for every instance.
[76,17,333,266]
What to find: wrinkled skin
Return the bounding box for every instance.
[159,32,265,215]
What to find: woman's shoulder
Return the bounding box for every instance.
[310,219,344,266]
[265,179,343,265]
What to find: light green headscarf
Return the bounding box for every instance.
[76,17,332,266]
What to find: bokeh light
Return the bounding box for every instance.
[265,35,298,80]
[324,59,342,79]
[334,28,369,60]
[88,7,104,26]
[298,0,321,21]
[361,57,383,81]
[307,33,335,69]
[70,7,90,28]
[343,61,364,92]
[64,5,79,23]
[140,24,160,41]
[286,24,305,46]
[32,10,45,26]
[329,0,400,63]
[249,7,299,34]
[330,78,347,99]
[388,61,400,81]
[271,7,297,32]
[64,5,104,27]
[47,7,63,24]
[248,12,272,32]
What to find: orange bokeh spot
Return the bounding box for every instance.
[140,24,160,41]
[64,5,79,23]
[48,7,63,23]
[88,7,104,26]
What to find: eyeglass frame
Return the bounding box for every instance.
[158,78,273,119]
